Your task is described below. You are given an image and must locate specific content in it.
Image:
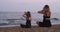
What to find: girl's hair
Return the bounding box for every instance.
[26,11,31,17]
[43,5,50,12]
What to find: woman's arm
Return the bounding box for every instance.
[38,10,45,14]
[46,12,51,17]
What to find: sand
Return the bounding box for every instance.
[0,24,60,32]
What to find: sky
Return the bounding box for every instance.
[0,0,60,13]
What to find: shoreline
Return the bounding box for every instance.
[0,24,60,27]
[0,24,60,32]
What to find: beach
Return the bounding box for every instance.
[0,12,60,32]
[0,0,60,32]
[0,24,60,32]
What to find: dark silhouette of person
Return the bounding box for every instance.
[37,5,52,27]
[22,11,31,28]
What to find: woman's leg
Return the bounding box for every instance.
[43,20,51,27]
[37,22,43,27]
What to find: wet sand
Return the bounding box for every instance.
[0,24,60,32]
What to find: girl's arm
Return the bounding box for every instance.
[23,13,26,18]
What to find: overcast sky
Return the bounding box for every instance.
[0,0,60,12]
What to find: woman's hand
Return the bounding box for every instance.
[38,11,42,13]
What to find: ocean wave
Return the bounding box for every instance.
[51,18,60,21]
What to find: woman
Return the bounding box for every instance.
[23,11,31,28]
[37,5,51,27]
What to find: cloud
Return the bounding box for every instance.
[0,0,57,3]
[0,0,60,12]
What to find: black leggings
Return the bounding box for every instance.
[20,20,31,28]
[26,20,31,28]
[38,20,51,27]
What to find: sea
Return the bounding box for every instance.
[0,12,60,27]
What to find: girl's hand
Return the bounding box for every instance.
[23,15,26,18]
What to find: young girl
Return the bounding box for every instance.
[23,11,31,28]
